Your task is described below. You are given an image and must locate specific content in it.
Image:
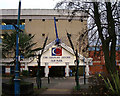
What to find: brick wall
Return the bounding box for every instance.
[89,50,120,75]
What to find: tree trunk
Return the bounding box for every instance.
[93,2,117,74]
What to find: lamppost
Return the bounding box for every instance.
[14,0,21,95]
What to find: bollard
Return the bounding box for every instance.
[84,73,86,84]
[40,78,42,88]
[48,74,50,84]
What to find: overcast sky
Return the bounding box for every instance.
[0,0,62,9]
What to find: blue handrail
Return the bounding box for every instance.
[1,25,25,30]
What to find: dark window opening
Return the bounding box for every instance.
[2,19,25,25]
[29,34,32,37]
[29,19,32,21]
[1,34,6,39]
[42,19,45,21]
[68,19,72,22]
[80,19,83,22]
[55,19,58,22]
[42,33,45,36]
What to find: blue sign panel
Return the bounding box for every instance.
[52,47,62,56]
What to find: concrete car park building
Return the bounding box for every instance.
[1,9,93,77]
[1,9,120,76]
[1,9,88,50]
[2,9,120,77]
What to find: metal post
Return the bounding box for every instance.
[83,66,86,84]
[14,0,21,96]
[75,49,80,90]
[54,17,60,44]
[83,58,86,84]
[48,74,50,84]
[54,17,58,39]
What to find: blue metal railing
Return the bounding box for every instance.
[0,25,25,30]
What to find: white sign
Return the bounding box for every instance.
[42,56,72,63]
[41,47,75,66]
[42,56,73,63]
[5,68,10,73]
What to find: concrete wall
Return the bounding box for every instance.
[25,19,87,55]
[1,9,88,56]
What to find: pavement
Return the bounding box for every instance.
[2,76,89,95]
[40,77,75,95]
[25,76,89,95]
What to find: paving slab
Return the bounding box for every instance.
[40,77,75,95]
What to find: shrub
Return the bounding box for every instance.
[22,70,29,76]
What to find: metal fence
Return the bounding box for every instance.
[0,25,25,30]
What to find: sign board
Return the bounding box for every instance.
[40,45,84,66]
[52,47,62,56]
[41,46,75,66]
[5,68,10,73]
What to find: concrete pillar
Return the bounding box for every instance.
[20,64,23,72]
[65,63,69,77]
[5,66,10,74]
[44,63,49,77]
[25,63,28,71]
[85,59,89,76]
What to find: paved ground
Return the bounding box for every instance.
[25,76,89,95]
[2,76,89,95]
[41,77,75,95]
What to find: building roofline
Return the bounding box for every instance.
[37,40,87,60]
[1,9,88,20]
[1,9,88,16]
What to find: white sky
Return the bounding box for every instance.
[0,0,62,9]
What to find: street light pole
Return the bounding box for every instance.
[14,0,21,95]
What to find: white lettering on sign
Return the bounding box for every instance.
[49,57,60,59]
[42,56,72,63]
[43,56,71,59]
[51,60,62,62]
[62,56,70,58]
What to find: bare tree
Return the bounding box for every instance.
[55,1,120,74]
